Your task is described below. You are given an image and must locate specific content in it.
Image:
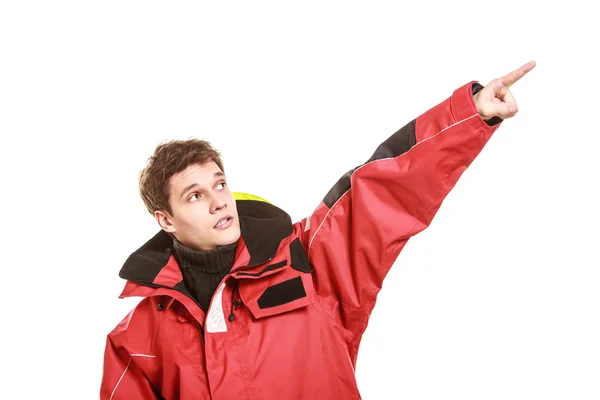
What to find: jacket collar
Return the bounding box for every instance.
[234,199,293,266]
[118,200,294,296]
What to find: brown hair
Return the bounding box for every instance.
[139,139,224,215]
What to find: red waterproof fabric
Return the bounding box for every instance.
[100,81,501,399]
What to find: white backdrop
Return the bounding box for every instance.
[1,1,598,399]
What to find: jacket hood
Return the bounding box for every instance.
[118,199,293,288]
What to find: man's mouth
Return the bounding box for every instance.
[214,216,233,229]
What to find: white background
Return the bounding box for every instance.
[1,1,598,399]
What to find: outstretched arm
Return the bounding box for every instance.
[294,61,536,349]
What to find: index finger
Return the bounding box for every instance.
[498,60,536,87]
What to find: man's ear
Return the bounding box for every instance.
[155,210,176,233]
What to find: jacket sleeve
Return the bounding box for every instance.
[100,335,158,400]
[294,81,502,344]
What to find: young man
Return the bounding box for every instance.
[101,61,536,399]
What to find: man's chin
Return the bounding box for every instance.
[216,230,241,247]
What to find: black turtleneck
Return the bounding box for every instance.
[173,239,238,311]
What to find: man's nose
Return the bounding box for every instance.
[211,195,227,213]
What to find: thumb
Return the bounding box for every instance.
[493,102,519,119]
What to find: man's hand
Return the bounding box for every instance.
[473,60,536,121]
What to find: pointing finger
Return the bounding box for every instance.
[498,60,536,88]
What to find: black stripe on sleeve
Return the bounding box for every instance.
[322,119,416,208]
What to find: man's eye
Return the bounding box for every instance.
[189,193,201,201]
[217,182,226,190]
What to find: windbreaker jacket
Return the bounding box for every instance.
[101,81,502,399]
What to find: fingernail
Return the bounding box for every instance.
[509,106,517,113]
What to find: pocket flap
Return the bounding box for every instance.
[240,271,316,319]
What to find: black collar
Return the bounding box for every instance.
[119,200,293,286]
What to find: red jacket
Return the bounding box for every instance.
[101,81,501,399]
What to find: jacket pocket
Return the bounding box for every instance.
[240,268,316,319]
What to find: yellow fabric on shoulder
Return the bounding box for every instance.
[232,192,272,204]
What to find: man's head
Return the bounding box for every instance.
[139,139,241,251]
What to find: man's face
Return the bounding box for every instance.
[155,161,241,251]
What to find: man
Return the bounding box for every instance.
[101,60,536,399]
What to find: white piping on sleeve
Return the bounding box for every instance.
[308,189,350,256]
[109,357,132,400]
[109,354,156,399]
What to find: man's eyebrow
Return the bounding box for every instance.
[179,172,226,200]
[180,183,199,200]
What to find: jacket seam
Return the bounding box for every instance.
[315,296,354,343]
[109,357,132,400]
[307,189,350,257]
[308,113,481,259]
[348,299,376,346]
